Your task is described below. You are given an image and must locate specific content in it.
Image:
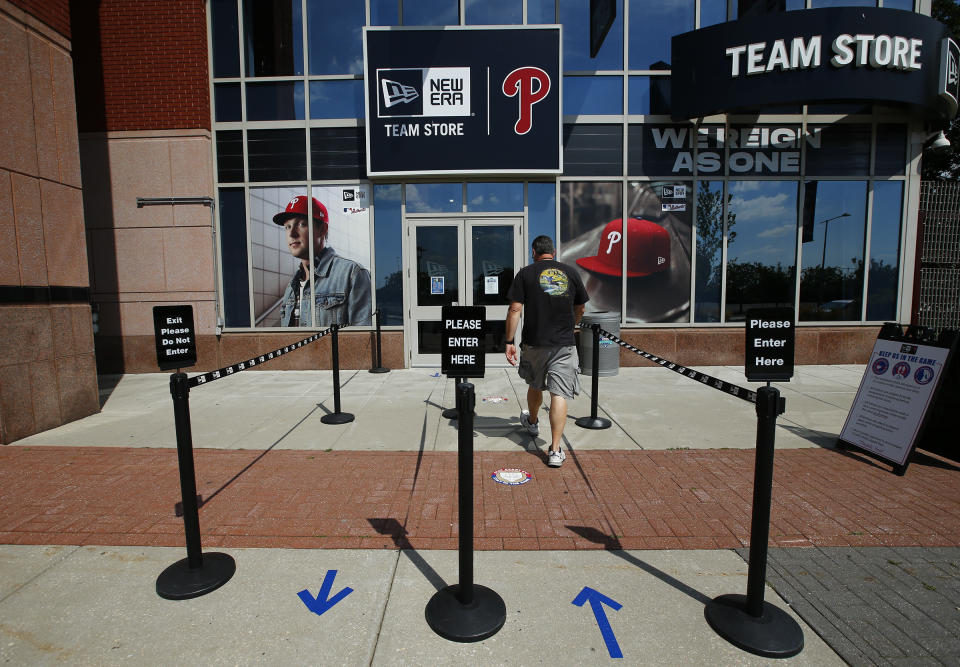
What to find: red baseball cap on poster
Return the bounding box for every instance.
[273,196,328,224]
[575,218,671,277]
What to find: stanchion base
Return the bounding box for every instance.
[441,407,458,419]
[156,552,236,600]
[369,367,390,374]
[425,584,506,643]
[704,594,804,658]
[575,416,611,430]
[321,412,355,424]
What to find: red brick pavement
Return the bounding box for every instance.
[1,445,958,551]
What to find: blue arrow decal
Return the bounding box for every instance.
[572,586,623,659]
[298,569,354,617]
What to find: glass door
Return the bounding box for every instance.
[408,218,522,367]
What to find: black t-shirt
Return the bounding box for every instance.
[506,259,589,347]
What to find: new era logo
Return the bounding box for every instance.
[382,79,419,107]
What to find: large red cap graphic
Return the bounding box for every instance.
[575,218,670,277]
[272,196,328,225]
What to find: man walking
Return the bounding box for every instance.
[505,235,589,467]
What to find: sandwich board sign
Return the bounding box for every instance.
[839,326,956,475]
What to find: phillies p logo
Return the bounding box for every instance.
[502,67,551,135]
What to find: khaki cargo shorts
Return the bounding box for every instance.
[517,345,581,400]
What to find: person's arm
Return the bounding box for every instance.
[574,303,585,328]
[504,301,523,366]
[347,266,372,326]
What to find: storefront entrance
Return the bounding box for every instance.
[406,217,523,367]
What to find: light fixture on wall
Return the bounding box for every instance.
[924,129,951,152]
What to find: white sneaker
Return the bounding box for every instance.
[520,410,539,437]
[547,447,566,467]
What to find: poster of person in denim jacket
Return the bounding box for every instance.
[270,192,372,327]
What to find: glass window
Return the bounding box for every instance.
[625,181,692,323]
[472,225,516,306]
[374,184,404,325]
[727,124,804,176]
[529,0,556,23]
[211,0,240,78]
[883,0,914,10]
[406,183,463,213]
[628,0,693,70]
[629,75,670,114]
[465,0,522,24]
[214,83,242,122]
[247,129,306,181]
[805,124,871,176]
[798,180,867,321]
[249,185,302,327]
[528,183,557,262]
[216,130,244,183]
[403,0,459,26]
[557,181,624,318]
[563,124,623,176]
[310,128,366,180]
[246,82,305,121]
[416,226,460,306]
[371,0,399,25]
[700,0,727,26]
[866,181,902,321]
[244,0,304,76]
[564,76,623,115]
[307,0,364,74]
[560,0,623,71]
[725,181,798,321]
[309,80,364,119]
[811,0,876,7]
[628,123,697,176]
[219,187,250,327]
[694,181,725,322]
[466,183,523,211]
[875,124,907,176]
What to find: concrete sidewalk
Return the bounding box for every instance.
[2,364,959,665]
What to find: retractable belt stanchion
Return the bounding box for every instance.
[704,384,804,658]
[576,323,611,430]
[369,309,390,374]
[322,323,354,424]
[425,381,506,642]
[156,373,236,600]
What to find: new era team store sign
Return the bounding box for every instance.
[363,26,561,176]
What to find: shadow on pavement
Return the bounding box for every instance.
[566,526,712,605]
[368,517,447,592]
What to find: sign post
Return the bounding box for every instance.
[704,307,802,657]
[153,305,197,371]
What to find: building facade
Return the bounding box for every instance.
[0,0,953,442]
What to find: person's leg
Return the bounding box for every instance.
[547,393,567,452]
[526,386,543,424]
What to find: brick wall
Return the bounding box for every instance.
[7,0,69,38]
[72,0,210,132]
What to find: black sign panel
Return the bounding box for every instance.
[153,305,197,370]
[364,27,561,176]
[671,8,955,121]
[441,306,485,379]
[745,308,795,382]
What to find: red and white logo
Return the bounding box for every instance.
[502,67,551,135]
